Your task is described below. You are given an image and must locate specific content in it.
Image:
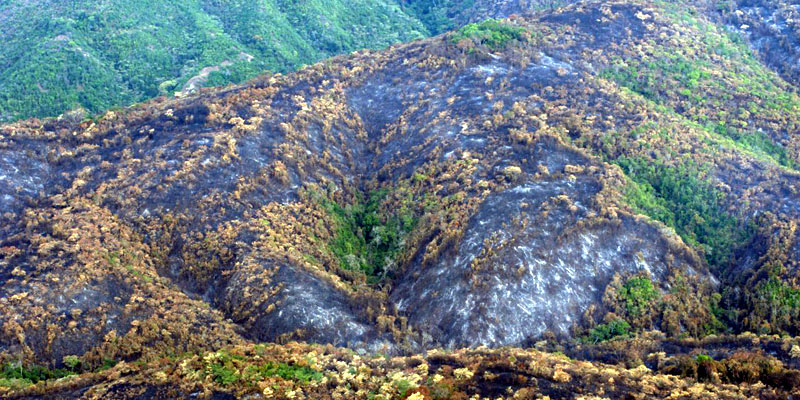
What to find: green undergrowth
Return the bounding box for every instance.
[751,271,800,334]
[0,355,120,390]
[619,276,660,317]
[617,156,751,267]
[759,275,800,311]
[321,188,417,284]
[703,122,799,170]
[202,349,323,387]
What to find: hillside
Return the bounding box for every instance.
[0,0,429,122]
[0,0,591,124]
[714,0,800,87]
[4,0,800,398]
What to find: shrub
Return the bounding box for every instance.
[209,362,239,386]
[619,276,660,316]
[257,362,323,383]
[752,273,800,332]
[588,319,631,343]
[62,355,81,372]
[696,354,714,363]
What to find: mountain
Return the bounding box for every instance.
[4,0,800,398]
[0,0,588,124]
[4,0,800,126]
[401,0,571,33]
[0,0,430,122]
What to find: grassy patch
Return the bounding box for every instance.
[202,350,323,387]
[256,362,323,384]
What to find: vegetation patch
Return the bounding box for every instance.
[451,19,525,50]
[619,276,660,317]
[200,350,323,388]
[322,188,417,284]
[665,351,800,387]
[617,156,749,266]
[401,0,467,34]
[601,11,800,169]
[752,272,800,332]
[0,361,76,390]
[588,319,631,343]
[0,0,429,122]
[706,123,799,170]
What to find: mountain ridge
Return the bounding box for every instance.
[4,0,800,398]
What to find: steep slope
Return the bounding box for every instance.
[4,0,800,398]
[714,0,800,87]
[0,0,428,122]
[3,0,576,125]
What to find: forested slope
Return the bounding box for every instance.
[0,0,428,122]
